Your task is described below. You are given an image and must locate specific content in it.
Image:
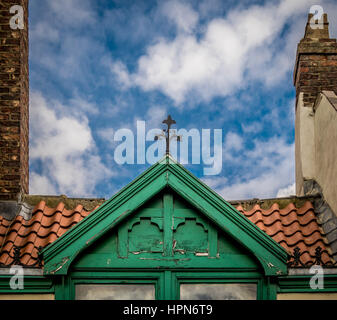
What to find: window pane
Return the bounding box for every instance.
[75,284,155,300]
[180,283,257,300]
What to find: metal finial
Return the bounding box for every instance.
[37,246,44,268]
[155,115,181,155]
[162,115,176,129]
[13,245,22,266]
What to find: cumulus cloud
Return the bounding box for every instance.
[161,0,199,33]
[277,183,296,197]
[142,105,167,130]
[98,104,167,147]
[111,0,321,105]
[203,136,295,200]
[48,0,97,27]
[29,92,113,197]
[68,96,99,115]
[110,61,133,90]
[28,0,337,200]
[30,173,57,195]
[224,132,244,152]
[223,131,244,161]
[30,0,108,88]
[97,128,115,146]
[241,121,263,134]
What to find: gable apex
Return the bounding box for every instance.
[42,155,288,276]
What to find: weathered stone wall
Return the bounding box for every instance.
[0,0,29,201]
[295,90,337,217]
[314,91,337,217]
[295,93,315,196]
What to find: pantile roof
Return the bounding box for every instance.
[0,199,334,267]
[0,202,96,266]
[237,201,332,266]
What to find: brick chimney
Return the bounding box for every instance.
[0,0,29,201]
[294,13,337,108]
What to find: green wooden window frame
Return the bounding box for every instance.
[172,271,274,300]
[2,271,337,299]
[55,271,163,300]
[53,270,275,300]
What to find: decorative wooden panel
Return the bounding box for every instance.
[73,191,259,270]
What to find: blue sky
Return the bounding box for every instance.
[28,0,337,200]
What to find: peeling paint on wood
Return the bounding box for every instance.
[49,256,69,275]
[195,252,209,257]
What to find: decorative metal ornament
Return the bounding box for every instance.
[12,245,22,266]
[0,245,45,268]
[155,115,181,155]
[287,245,337,267]
[37,246,44,268]
[314,246,323,265]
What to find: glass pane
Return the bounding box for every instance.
[75,284,155,300]
[180,283,257,300]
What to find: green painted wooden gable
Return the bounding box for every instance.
[73,192,260,270]
[43,155,288,278]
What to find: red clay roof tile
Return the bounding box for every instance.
[237,201,333,266]
[0,201,96,267]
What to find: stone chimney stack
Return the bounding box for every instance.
[294,13,337,108]
[295,12,337,217]
[0,0,29,201]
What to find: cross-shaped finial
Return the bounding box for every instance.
[155,115,181,155]
[162,115,176,130]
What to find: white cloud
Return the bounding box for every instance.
[242,121,263,134]
[161,0,199,33]
[68,96,99,115]
[48,0,96,27]
[97,128,115,146]
[204,136,295,200]
[277,183,296,197]
[30,0,107,85]
[30,173,57,195]
[30,96,92,160]
[31,22,60,42]
[143,106,167,130]
[202,176,228,189]
[30,92,113,197]
[224,132,243,152]
[218,158,293,200]
[223,131,244,161]
[110,61,133,90]
[111,0,321,105]
[97,105,167,155]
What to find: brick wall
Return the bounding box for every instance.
[0,0,29,201]
[294,14,337,108]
